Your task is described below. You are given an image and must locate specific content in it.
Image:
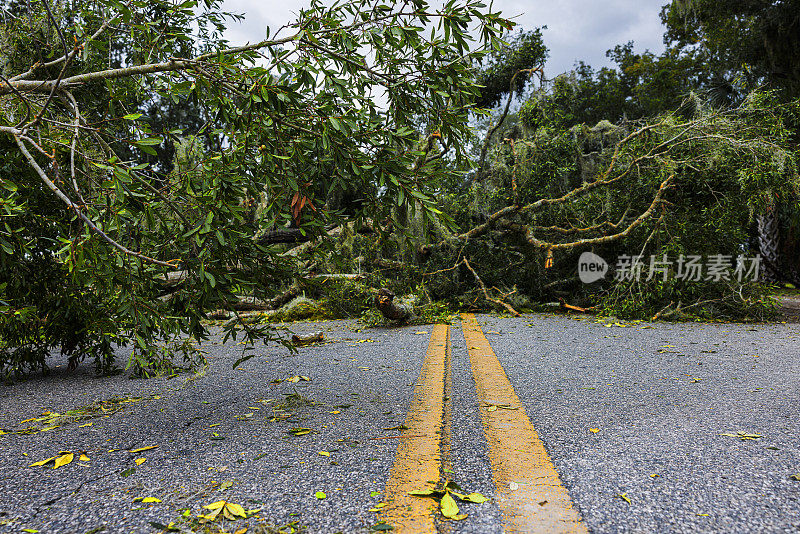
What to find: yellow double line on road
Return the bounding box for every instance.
[379,315,587,533]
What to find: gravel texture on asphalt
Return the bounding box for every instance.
[0,320,430,534]
[445,320,504,534]
[479,313,800,534]
[2,314,799,533]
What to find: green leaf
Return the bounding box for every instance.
[315,491,327,499]
[1,180,18,192]
[120,467,136,478]
[459,492,488,503]
[134,137,163,146]
[123,113,143,120]
[440,492,465,520]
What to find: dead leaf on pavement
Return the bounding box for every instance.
[29,456,57,467]
[719,431,762,441]
[52,452,74,468]
[286,375,311,383]
[615,492,631,504]
[129,445,157,453]
[134,497,161,503]
[484,402,517,411]
[201,500,247,522]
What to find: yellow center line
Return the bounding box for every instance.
[462,313,587,534]
[379,324,450,533]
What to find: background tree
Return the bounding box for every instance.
[661,0,800,282]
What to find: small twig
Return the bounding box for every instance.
[462,257,520,316]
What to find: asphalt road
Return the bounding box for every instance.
[0,313,798,533]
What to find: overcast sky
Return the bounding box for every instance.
[222,0,669,75]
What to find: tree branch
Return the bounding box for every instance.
[14,135,179,268]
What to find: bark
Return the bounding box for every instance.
[374,288,411,322]
[558,298,592,314]
[291,331,324,345]
[758,209,782,283]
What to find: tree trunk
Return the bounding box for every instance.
[374,288,411,322]
[758,207,781,282]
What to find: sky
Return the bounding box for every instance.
[221,0,669,75]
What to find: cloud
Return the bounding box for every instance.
[220,0,668,73]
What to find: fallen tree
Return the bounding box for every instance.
[0,0,513,376]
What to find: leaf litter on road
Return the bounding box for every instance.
[201,500,248,522]
[30,451,75,468]
[719,431,762,440]
[615,492,632,504]
[406,479,489,521]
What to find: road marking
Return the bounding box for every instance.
[379,324,450,533]
[462,313,587,533]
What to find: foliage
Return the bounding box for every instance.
[0,0,513,376]
[473,29,548,109]
[662,0,800,99]
[429,91,800,319]
[519,43,709,130]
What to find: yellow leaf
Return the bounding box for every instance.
[203,507,222,521]
[440,492,461,519]
[135,458,146,466]
[222,507,236,521]
[589,428,600,433]
[329,411,340,414]
[318,451,330,457]
[462,492,488,503]
[203,500,227,511]
[141,497,161,503]
[30,456,56,467]
[53,453,74,468]
[78,423,92,428]
[234,528,248,534]
[129,445,157,453]
[225,502,247,518]
[79,454,90,462]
